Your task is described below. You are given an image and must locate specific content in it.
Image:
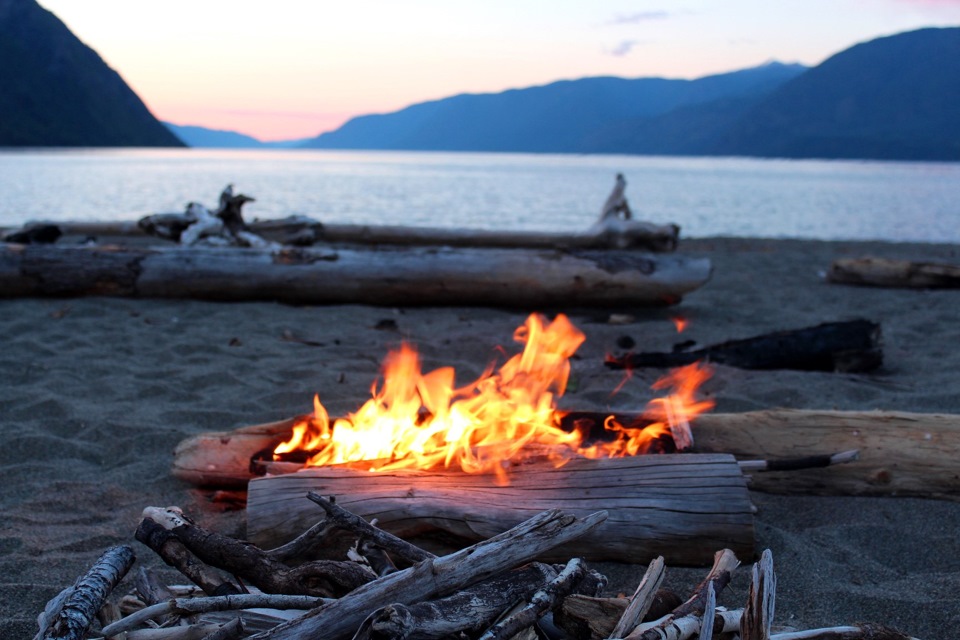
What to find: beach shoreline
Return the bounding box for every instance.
[2,236,959,637]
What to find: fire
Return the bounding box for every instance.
[671,316,688,333]
[274,313,713,483]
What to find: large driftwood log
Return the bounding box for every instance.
[0,244,710,307]
[691,409,960,499]
[245,455,754,566]
[172,409,960,501]
[247,509,607,640]
[605,320,882,372]
[828,257,960,288]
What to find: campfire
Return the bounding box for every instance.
[269,313,715,485]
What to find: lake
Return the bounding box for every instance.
[1,148,958,243]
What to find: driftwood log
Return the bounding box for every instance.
[172,409,960,501]
[605,320,882,372]
[0,244,710,307]
[244,455,754,566]
[827,256,960,288]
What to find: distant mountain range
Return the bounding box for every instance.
[2,2,958,162]
[0,0,183,147]
[303,27,959,161]
[163,122,310,149]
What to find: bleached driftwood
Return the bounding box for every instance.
[609,557,666,639]
[245,455,754,566]
[691,409,960,499]
[827,257,960,288]
[246,509,607,640]
[0,244,710,307]
[34,545,136,640]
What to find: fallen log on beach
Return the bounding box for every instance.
[0,244,710,307]
[828,256,960,288]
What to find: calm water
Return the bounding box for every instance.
[1,148,958,243]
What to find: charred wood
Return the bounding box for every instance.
[605,320,882,372]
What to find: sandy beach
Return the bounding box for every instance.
[2,236,959,637]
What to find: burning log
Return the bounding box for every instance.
[605,320,882,372]
[245,455,755,566]
[173,408,960,501]
[827,256,960,288]
[0,244,710,306]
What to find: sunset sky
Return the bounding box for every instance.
[36,0,960,142]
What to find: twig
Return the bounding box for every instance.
[101,594,330,637]
[264,519,336,562]
[738,450,860,472]
[477,557,586,640]
[770,624,919,640]
[698,581,716,640]
[306,492,435,564]
[34,545,136,640]
[610,556,666,639]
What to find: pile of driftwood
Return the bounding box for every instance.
[35,498,918,640]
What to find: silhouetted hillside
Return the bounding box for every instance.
[0,0,183,147]
[709,28,960,160]
[303,63,807,153]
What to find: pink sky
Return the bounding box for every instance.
[36,0,960,141]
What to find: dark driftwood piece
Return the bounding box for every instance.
[478,558,586,640]
[554,590,682,640]
[247,509,607,640]
[135,518,242,597]
[0,244,710,307]
[306,493,435,564]
[606,320,882,372]
[34,545,136,640]
[352,564,559,640]
[740,550,776,640]
[142,507,375,598]
[828,257,960,288]
[246,456,754,566]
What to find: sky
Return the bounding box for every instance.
[36,0,960,142]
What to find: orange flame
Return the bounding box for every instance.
[275,313,713,483]
[671,316,688,333]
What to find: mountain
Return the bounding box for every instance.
[302,62,808,153]
[708,27,960,160]
[163,122,311,149]
[0,0,183,147]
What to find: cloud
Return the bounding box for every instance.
[607,39,641,57]
[607,10,671,25]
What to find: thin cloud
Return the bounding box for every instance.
[607,39,642,57]
[607,10,671,25]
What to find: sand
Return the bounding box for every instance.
[2,237,959,637]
